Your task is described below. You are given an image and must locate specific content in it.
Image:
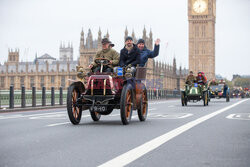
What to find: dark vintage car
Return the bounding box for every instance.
[209,84,230,102]
[67,58,148,125]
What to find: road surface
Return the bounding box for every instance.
[0,98,249,167]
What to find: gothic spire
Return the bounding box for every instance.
[124,26,128,42]
[81,28,84,36]
[149,28,153,38]
[87,29,93,48]
[106,30,110,39]
[143,25,146,40]
[98,27,102,40]
[131,29,135,41]
[80,28,85,50]
[173,57,177,75]
[98,27,102,49]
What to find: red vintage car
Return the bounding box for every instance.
[67,58,148,125]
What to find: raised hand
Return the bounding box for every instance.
[88,64,93,69]
[155,38,161,45]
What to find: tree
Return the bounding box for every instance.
[234,78,250,88]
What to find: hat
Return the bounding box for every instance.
[102,38,111,44]
[125,36,133,42]
[137,39,145,45]
[110,43,115,47]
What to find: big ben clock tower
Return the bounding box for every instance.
[188,0,216,80]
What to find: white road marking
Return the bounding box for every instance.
[148,113,193,119]
[0,114,23,119]
[178,113,193,118]
[168,105,175,108]
[149,101,178,105]
[29,113,67,120]
[82,115,90,118]
[226,113,250,121]
[0,111,65,120]
[131,115,137,119]
[110,114,120,117]
[98,99,248,167]
[226,114,235,119]
[46,122,70,127]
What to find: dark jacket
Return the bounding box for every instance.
[119,44,140,67]
[139,44,160,67]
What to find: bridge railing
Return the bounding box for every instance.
[0,86,180,110]
[147,89,180,100]
[0,86,67,109]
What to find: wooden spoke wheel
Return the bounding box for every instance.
[67,84,83,125]
[138,88,148,121]
[120,84,133,125]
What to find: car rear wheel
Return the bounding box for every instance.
[137,87,148,121]
[226,92,230,102]
[89,110,101,121]
[120,84,133,125]
[181,92,185,106]
[203,91,208,106]
[67,84,83,125]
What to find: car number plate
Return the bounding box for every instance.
[90,106,107,112]
[194,83,198,87]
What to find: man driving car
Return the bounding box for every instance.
[89,38,119,72]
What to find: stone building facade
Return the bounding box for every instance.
[0,49,77,90]
[0,28,188,91]
[59,42,73,61]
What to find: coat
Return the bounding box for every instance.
[119,44,141,67]
[186,75,196,84]
[92,48,120,68]
[196,75,207,84]
[139,45,160,67]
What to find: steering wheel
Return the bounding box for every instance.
[94,58,111,66]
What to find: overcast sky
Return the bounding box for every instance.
[0,0,250,80]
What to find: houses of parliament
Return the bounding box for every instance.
[0,27,188,91]
[0,0,217,91]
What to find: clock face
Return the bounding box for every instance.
[193,0,207,14]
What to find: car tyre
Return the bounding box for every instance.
[226,92,230,102]
[89,110,101,121]
[120,83,133,125]
[181,92,185,106]
[67,84,83,125]
[203,91,208,106]
[137,87,148,121]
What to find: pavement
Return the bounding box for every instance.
[0,98,249,167]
